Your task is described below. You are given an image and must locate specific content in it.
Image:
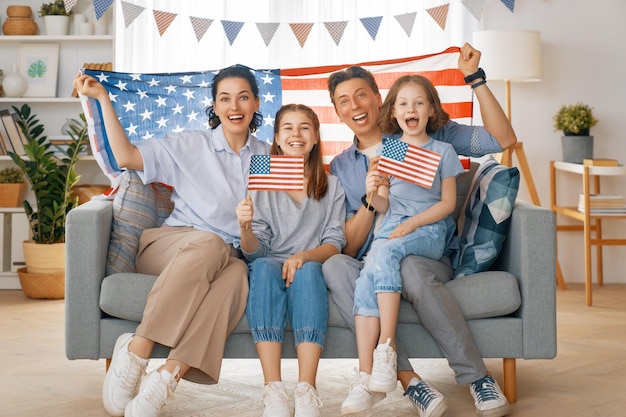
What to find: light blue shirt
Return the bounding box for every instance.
[135,125,270,248]
[329,120,502,260]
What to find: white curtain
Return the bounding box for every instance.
[113,0,481,72]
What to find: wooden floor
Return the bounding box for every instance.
[2,283,626,417]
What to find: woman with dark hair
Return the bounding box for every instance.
[73,65,270,417]
[236,104,346,417]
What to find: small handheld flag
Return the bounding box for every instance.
[248,154,304,191]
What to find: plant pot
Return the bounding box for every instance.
[43,15,69,36]
[22,240,65,274]
[17,267,64,299]
[561,135,594,164]
[0,183,26,207]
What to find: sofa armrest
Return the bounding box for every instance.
[65,199,113,360]
[494,200,557,359]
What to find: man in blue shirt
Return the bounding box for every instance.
[323,43,514,417]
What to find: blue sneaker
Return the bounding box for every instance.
[469,375,510,417]
[403,378,448,417]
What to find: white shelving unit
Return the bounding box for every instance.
[1,17,114,287]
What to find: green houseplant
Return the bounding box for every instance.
[8,103,87,275]
[39,0,72,35]
[553,102,598,136]
[0,166,26,207]
[553,102,598,163]
[38,0,73,16]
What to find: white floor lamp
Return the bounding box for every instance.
[473,30,542,206]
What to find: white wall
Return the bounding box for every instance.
[481,0,626,283]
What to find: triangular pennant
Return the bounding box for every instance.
[323,21,348,46]
[189,16,213,42]
[359,16,382,41]
[500,0,515,12]
[256,22,280,46]
[63,0,77,14]
[289,23,314,48]
[427,4,450,30]
[221,20,245,45]
[153,10,177,36]
[394,12,417,37]
[93,0,114,19]
[121,1,145,28]
[462,0,486,21]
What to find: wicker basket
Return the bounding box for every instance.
[17,267,65,300]
[2,17,38,35]
[6,5,33,18]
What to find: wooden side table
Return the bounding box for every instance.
[550,160,626,306]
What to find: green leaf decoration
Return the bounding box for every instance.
[27,60,48,79]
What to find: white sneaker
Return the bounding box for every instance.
[124,366,179,417]
[102,333,148,416]
[404,378,448,417]
[341,369,386,415]
[263,381,291,417]
[469,375,510,417]
[368,338,397,393]
[294,382,322,417]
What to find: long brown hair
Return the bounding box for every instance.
[377,75,450,136]
[271,104,328,200]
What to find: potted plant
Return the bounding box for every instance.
[0,166,26,207]
[553,102,599,163]
[39,0,72,36]
[8,103,87,277]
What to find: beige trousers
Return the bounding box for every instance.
[135,226,248,385]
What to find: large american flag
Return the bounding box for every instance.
[378,138,442,189]
[248,155,304,191]
[79,46,472,186]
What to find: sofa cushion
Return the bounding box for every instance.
[106,171,173,275]
[455,157,520,278]
[101,270,520,329]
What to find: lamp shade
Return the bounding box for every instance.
[473,30,542,82]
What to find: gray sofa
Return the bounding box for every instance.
[65,163,557,403]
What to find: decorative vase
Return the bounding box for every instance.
[44,15,69,36]
[2,63,27,97]
[561,135,594,164]
[22,240,66,275]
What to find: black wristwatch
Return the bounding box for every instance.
[464,68,486,84]
[361,194,376,213]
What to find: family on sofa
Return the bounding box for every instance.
[70,42,524,417]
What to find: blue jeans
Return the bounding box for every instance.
[246,258,328,348]
[354,220,446,317]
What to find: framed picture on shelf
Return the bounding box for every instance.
[16,43,60,98]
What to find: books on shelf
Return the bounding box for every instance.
[578,193,626,214]
[583,158,619,167]
[0,110,26,156]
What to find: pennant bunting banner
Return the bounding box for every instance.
[121,1,143,28]
[221,20,245,45]
[427,4,450,31]
[256,22,280,46]
[378,138,442,189]
[66,0,518,41]
[63,0,78,14]
[359,16,382,41]
[324,21,349,46]
[248,155,305,191]
[189,17,213,42]
[462,0,487,21]
[500,0,515,12]
[394,12,417,37]
[78,47,472,187]
[153,11,177,36]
